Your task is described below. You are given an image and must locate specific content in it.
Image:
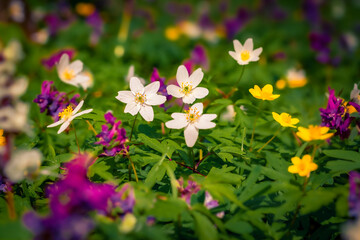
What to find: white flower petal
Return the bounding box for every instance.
[228,51,238,61]
[165,116,188,129]
[233,39,242,53]
[195,114,217,129]
[144,81,160,96]
[191,87,209,99]
[72,100,84,115]
[188,68,204,88]
[130,77,144,94]
[72,109,93,119]
[116,91,134,104]
[167,85,185,98]
[243,38,253,51]
[184,124,199,147]
[146,94,166,106]
[250,47,263,61]
[139,105,154,122]
[68,60,83,75]
[182,94,196,104]
[124,102,140,116]
[190,102,203,115]
[57,120,71,134]
[176,65,189,85]
[57,54,69,73]
[47,119,65,128]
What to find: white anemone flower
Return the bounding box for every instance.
[125,65,145,84]
[116,77,166,122]
[4,149,42,183]
[56,54,90,88]
[47,100,93,134]
[166,65,209,104]
[165,102,216,147]
[228,38,263,65]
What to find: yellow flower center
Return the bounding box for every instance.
[58,106,73,120]
[0,129,5,146]
[62,69,75,81]
[134,92,146,105]
[240,50,250,61]
[298,162,305,171]
[180,82,193,95]
[281,114,292,124]
[185,107,200,123]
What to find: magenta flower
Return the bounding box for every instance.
[183,45,209,74]
[349,171,360,217]
[41,49,76,70]
[86,11,104,46]
[150,68,172,110]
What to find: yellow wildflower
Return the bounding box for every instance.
[296,125,334,142]
[288,154,318,177]
[249,84,280,101]
[0,129,5,146]
[276,79,286,89]
[165,26,180,41]
[286,68,307,88]
[272,112,299,128]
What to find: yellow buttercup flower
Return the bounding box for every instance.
[0,129,5,146]
[276,79,286,90]
[296,125,334,142]
[288,154,318,177]
[272,112,299,128]
[286,68,307,88]
[249,84,280,101]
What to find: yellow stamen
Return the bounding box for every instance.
[58,106,73,120]
[185,107,200,123]
[62,69,75,81]
[180,82,193,95]
[241,50,250,61]
[134,92,146,104]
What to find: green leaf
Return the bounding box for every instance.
[323,150,360,161]
[191,211,219,240]
[300,189,337,214]
[148,198,188,221]
[325,160,360,174]
[225,219,253,235]
[88,160,113,180]
[138,133,164,154]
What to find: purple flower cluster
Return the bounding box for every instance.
[23,154,135,240]
[177,177,224,218]
[150,68,172,110]
[320,87,351,139]
[86,11,104,46]
[183,45,209,74]
[95,112,128,157]
[33,81,80,121]
[349,171,360,217]
[41,49,75,70]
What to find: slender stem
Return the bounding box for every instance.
[129,113,138,141]
[249,101,263,150]
[123,143,138,183]
[195,152,212,170]
[174,161,205,176]
[72,123,80,154]
[188,147,195,171]
[241,127,246,152]
[5,190,16,220]
[128,163,132,181]
[86,120,98,135]
[236,65,245,85]
[257,128,281,153]
[311,144,318,160]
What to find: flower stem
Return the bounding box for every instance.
[257,128,281,153]
[129,113,138,141]
[249,101,263,150]
[195,151,212,170]
[5,190,16,220]
[86,120,98,135]
[72,123,80,154]
[123,143,138,183]
[188,147,195,171]
[236,65,245,85]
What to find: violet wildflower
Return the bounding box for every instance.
[320,87,351,139]
[86,11,104,46]
[41,49,76,70]
[349,171,360,217]
[95,112,128,157]
[150,68,172,109]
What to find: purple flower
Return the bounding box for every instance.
[303,0,321,24]
[182,45,209,74]
[309,32,331,52]
[150,68,172,110]
[86,11,104,46]
[349,171,360,217]
[41,49,75,70]
[95,112,128,157]
[320,87,351,139]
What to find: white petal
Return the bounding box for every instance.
[176,65,189,85]
[57,120,71,134]
[72,109,93,119]
[139,105,154,122]
[72,100,84,115]
[250,47,263,61]
[194,114,217,129]
[144,81,160,96]
[184,124,199,147]
[171,112,187,120]
[228,51,239,61]
[57,54,69,73]
[243,38,253,51]
[233,39,242,53]
[47,119,65,128]
[167,85,184,98]
[146,94,166,105]
[124,102,140,116]
[130,77,144,94]
[188,68,204,88]
[116,91,134,104]
[68,60,83,75]
[182,94,196,104]
[192,87,209,99]
[165,116,188,129]
[190,102,203,115]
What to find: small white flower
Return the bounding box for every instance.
[125,65,145,84]
[3,39,23,62]
[0,102,30,133]
[165,102,216,147]
[77,71,94,90]
[47,100,93,134]
[228,38,263,65]
[4,149,42,183]
[0,76,28,99]
[116,77,166,122]
[166,65,208,104]
[56,54,90,88]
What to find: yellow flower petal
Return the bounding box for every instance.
[288,165,298,173]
